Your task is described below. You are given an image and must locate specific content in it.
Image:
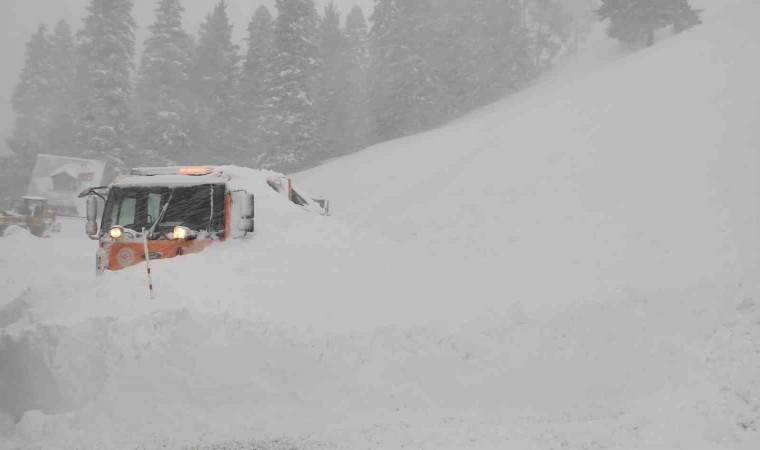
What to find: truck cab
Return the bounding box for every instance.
[80,166,330,273]
[81,166,255,273]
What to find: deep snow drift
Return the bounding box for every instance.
[1,1,758,448]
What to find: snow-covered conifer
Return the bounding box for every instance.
[73,0,136,169]
[369,0,443,141]
[258,0,321,170]
[47,20,78,155]
[242,6,275,92]
[241,5,275,163]
[136,0,193,164]
[597,0,702,47]
[340,6,371,153]
[367,0,400,142]
[2,25,55,199]
[189,0,244,164]
[315,2,350,158]
[8,25,54,159]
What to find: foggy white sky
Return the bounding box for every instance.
[0,0,373,155]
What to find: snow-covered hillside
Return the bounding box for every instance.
[1,0,758,448]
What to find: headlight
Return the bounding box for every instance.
[109,226,124,239]
[173,226,190,240]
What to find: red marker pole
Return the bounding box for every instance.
[142,228,155,300]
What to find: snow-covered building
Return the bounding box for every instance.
[26,154,105,216]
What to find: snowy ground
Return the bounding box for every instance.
[1,1,759,448]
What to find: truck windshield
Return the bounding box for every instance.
[102,184,225,237]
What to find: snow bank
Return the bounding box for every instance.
[704,277,760,439]
[296,3,759,298]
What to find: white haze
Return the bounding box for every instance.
[0,0,373,155]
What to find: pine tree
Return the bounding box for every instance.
[48,20,78,155]
[241,5,275,162]
[341,6,371,153]
[670,0,702,33]
[137,0,193,165]
[73,0,137,170]
[7,25,54,159]
[316,2,350,158]
[367,0,400,142]
[258,0,321,170]
[364,0,569,147]
[50,21,76,85]
[2,25,55,199]
[369,0,445,142]
[424,0,489,121]
[243,6,274,90]
[562,0,599,52]
[189,0,244,164]
[526,0,573,71]
[467,0,531,101]
[597,0,701,47]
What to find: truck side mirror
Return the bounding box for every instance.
[239,194,254,233]
[85,196,99,238]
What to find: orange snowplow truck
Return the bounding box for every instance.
[80,166,328,273]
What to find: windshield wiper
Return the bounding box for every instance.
[147,189,174,238]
